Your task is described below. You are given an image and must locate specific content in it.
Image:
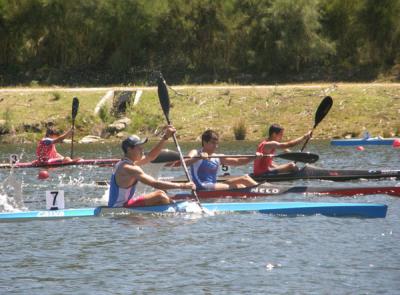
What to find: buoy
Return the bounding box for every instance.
[38,170,49,180]
[356,146,364,151]
[392,139,400,148]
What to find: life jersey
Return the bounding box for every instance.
[36,138,58,162]
[253,140,275,176]
[190,149,220,190]
[108,159,138,207]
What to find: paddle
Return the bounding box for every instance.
[149,149,185,163]
[300,96,333,152]
[157,74,204,211]
[151,150,319,164]
[70,97,79,159]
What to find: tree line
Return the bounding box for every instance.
[0,0,399,85]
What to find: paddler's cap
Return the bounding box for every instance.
[122,135,148,153]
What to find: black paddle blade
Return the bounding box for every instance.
[157,74,170,122]
[150,149,180,163]
[72,97,79,120]
[314,96,333,128]
[277,152,319,163]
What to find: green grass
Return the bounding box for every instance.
[0,84,399,143]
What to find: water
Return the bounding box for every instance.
[0,141,399,294]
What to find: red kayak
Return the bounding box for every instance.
[0,158,119,169]
[172,183,400,200]
[0,149,177,169]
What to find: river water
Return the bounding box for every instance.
[0,141,399,294]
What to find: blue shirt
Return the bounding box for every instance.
[108,160,138,207]
[190,150,220,190]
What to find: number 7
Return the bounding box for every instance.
[51,191,59,205]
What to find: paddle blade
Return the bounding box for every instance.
[150,149,180,163]
[72,97,79,120]
[157,74,170,122]
[276,152,319,163]
[314,96,333,128]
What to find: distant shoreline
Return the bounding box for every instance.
[1,83,399,144]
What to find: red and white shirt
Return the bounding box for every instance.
[253,140,275,176]
[36,138,58,162]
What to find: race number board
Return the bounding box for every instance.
[45,190,65,210]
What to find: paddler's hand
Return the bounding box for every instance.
[199,152,209,160]
[67,127,75,137]
[162,125,176,140]
[64,127,74,138]
[303,131,312,140]
[181,181,196,190]
[255,152,263,158]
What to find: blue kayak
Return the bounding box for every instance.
[331,137,398,146]
[0,201,387,221]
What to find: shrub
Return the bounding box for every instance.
[0,108,12,134]
[99,105,112,123]
[233,119,247,140]
[50,92,61,101]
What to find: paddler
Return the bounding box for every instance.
[36,127,74,163]
[253,124,311,176]
[184,129,260,190]
[108,125,195,208]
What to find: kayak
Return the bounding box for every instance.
[0,201,387,221]
[249,164,400,182]
[0,149,177,169]
[171,183,400,200]
[0,158,118,169]
[331,137,399,146]
[164,164,400,182]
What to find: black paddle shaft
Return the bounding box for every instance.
[156,150,319,164]
[300,96,333,152]
[70,97,79,158]
[157,74,204,208]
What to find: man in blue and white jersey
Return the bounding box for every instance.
[108,125,195,208]
[185,129,259,190]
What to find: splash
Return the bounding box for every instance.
[174,201,214,216]
[0,173,25,212]
[0,193,18,212]
[57,173,99,188]
[94,186,109,205]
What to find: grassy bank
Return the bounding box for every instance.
[0,83,399,143]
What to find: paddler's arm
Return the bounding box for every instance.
[184,149,206,166]
[136,125,176,165]
[169,149,206,167]
[221,152,263,166]
[52,128,74,144]
[134,166,195,190]
[278,131,312,149]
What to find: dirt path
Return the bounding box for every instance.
[1,83,399,93]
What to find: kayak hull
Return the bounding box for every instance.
[0,149,175,169]
[202,202,387,218]
[0,201,387,221]
[0,208,100,220]
[166,164,400,182]
[0,158,118,169]
[172,184,400,200]
[331,138,398,146]
[249,164,400,182]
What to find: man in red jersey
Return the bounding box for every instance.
[253,124,311,176]
[36,127,74,163]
